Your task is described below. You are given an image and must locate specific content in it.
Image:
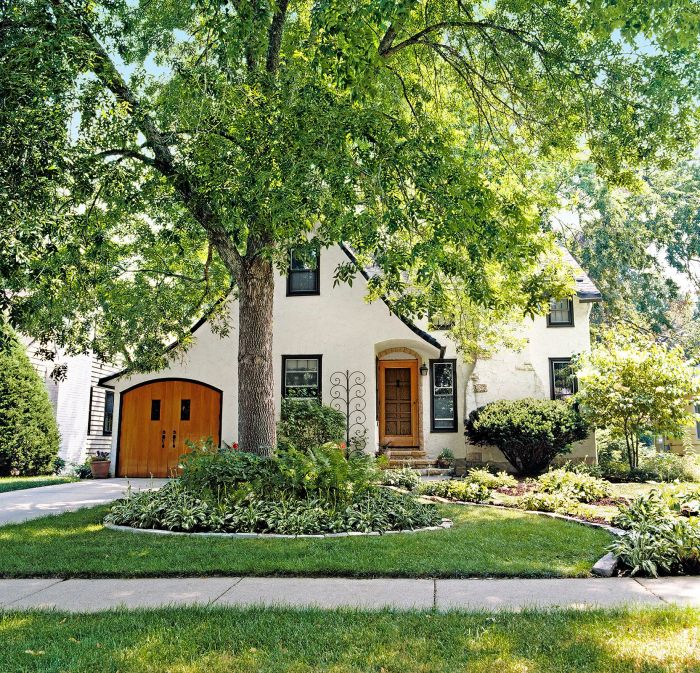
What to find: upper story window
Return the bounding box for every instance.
[103,391,114,435]
[430,359,458,432]
[282,355,322,401]
[428,307,454,331]
[287,247,320,296]
[547,298,574,327]
[550,358,578,400]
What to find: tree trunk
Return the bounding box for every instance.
[237,255,276,455]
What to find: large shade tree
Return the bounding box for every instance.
[2,0,700,453]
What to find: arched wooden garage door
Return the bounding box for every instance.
[117,379,222,477]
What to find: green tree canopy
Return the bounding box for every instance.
[3,0,700,450]
[554,160,700,357]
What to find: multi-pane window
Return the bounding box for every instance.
[428,307,454,331]
[695,403,700,439]
[550,358,578,400]
[430,359,457,432]
[547,298,574,327]
[287,248,320,295]
[103,391,114,435]
[282,356,322,400]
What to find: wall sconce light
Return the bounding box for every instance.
[419,363,429,376]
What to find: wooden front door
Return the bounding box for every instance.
[117,379,222,477]
[378,360,419,447]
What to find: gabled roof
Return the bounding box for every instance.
[339,243,446,356]
[559,248,602,302]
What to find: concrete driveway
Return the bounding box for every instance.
[0,478,167,526]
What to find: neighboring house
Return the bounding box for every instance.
[23,338,119,466]
[666,399,700,455]
[100,245,601,477]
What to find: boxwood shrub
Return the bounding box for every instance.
[465,398,589,476]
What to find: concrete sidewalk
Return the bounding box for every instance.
[1,576,698,612]
[0,478,166,526]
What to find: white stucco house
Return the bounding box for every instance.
[99,244,601,477]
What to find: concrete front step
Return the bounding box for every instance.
[389,459,434,469]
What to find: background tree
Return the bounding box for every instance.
[554,161,700,358]
[3,1,700,453]
[574,333,700,470]
[0,322,60,476]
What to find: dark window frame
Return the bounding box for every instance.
[429,358,458,433]
[180,399,191,421]
[695,402,700,440]
[87,386,94,434]
[547,298,575,327]
[150,399,161,422]
[281,354,323,401]
[549,357,578,400]
[103,390,115,436]
[286,247,320,296]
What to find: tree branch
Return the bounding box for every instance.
[265,0,289,73]
[379,20,549,59]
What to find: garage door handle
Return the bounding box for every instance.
[172,430,177,448]
[161,431,165,449]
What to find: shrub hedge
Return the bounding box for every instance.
[0,322,59,476]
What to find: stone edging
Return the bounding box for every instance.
[103,518,453,539]
[421,496,624,577]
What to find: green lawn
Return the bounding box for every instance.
[1,606,699,672]
[0,476,77,494]
[0,503,610,578]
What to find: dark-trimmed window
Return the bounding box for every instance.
[695,402,700,440]
[282,355,322,400]
[550,358,578,400]
[103,391,114,435]
[430,359,457,432]
[547,298,574,327]
[287,248,320,296]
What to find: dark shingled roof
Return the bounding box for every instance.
[559,247,602,302]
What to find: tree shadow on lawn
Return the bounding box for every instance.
[1,606,698,673]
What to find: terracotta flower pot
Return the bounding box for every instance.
[90,460,111,479]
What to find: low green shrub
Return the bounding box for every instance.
[106,482,442,535]
[465,468,517,490]
[609,491,700,577]
[598,431,699,482]
[518,492,585,518]
[418,479,491,503]
[179,438,377,507]
[536,469,611,503]
[277,399,346,451]
[379,467,421,491]
[465,398,589,476]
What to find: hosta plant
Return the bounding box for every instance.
[465,468,517,490]
[418,480,491,503]
[536,469,611,503]
[379,468,421,491]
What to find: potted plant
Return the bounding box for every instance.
[436,448,455,469]
[89,451,111,479]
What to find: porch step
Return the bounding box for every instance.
[385,449,427,459]
[388,458,434,469]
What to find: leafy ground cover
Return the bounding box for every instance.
[491,481,700,524]
[1,606,699,673]
[0,503,610,578]
[0,476,77,494]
